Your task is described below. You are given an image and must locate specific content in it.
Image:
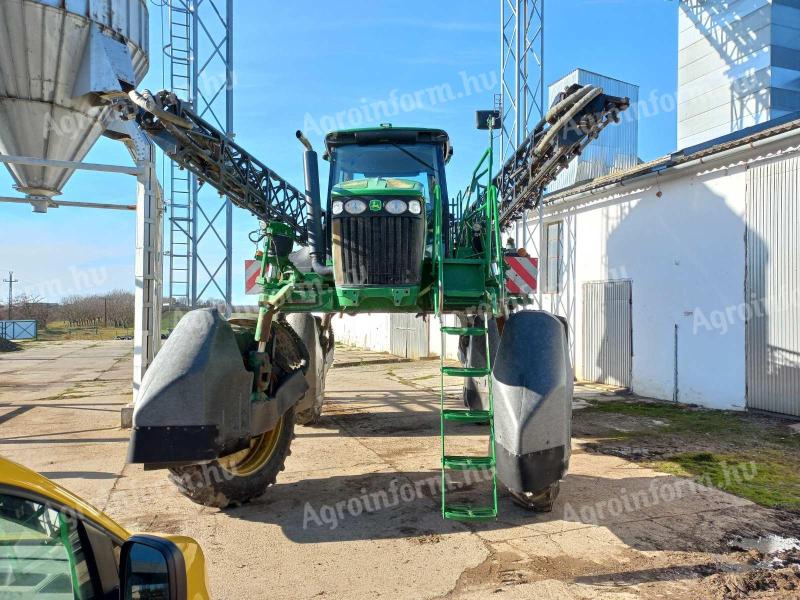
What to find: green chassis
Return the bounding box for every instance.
[254,128,510,322]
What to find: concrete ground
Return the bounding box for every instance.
[1,340,798,599]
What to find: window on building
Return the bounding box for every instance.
[545,221,563,293]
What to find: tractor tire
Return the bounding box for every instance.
[295,316,334,426]
[168,407,295,508]
[168,318,306,508]
[508,481,560,512]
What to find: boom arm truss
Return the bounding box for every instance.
[131,90,308,242]
[495,84,630,227]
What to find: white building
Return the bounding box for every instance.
[678,0,800,148]
[525,115,800,417]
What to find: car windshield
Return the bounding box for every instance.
[328,143,443,205]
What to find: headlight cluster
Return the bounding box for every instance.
[335,198,423,215]
[384,199,407,215]
[344,199,367,214]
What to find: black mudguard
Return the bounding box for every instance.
[127,308,308,466]
[492,310,572,496]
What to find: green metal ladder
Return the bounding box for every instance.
[438,319,498,520]
[433,182,498,521]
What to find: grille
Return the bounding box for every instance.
[334,215,424,286]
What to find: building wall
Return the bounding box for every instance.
[678,0,800,149]
[333,312,460,360]
[563,167,749,409]
[332,313,392,353]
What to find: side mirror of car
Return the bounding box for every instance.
[120,534,209,599]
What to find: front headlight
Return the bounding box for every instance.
[344,199,367,214]
[408,200,422,215]
[384,200,407,215]
[332,200,344,215]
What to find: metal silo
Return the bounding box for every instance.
[0,0,149,200]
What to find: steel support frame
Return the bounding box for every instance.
[0,137,164,406]
[165,0,233,313]
[500,0,545,306]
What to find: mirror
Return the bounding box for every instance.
[121,536,185,599]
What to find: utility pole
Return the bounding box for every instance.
[3,271,18,320]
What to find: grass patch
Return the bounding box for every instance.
[654,451,800,511]
[588,400,753,436]
[581,398,800,511]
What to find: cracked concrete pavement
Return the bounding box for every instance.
[1,340,797,599]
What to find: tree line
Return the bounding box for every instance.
[1,290,135,328]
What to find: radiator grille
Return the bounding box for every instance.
[334,215,424,286]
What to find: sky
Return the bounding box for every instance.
[0,0,680,304]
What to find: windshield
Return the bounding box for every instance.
[328,143,445,205]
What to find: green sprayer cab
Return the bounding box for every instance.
[126,84,629,519]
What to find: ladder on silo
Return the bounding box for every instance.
[164,1,194,308]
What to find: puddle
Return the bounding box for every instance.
[729,535,800,555]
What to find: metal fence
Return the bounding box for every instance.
[0,320,38,340]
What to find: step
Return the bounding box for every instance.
[442,409,491,423]
[441,326,486,336]
[441,367,490,377]
[443,455,495,470]
[443,505,497,521]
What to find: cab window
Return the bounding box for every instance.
[0,492,115,598]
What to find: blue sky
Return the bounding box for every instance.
[0,0,679,303]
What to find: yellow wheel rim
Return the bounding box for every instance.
[218,417,284,477]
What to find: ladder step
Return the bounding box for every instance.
[443,505,497,521]
[441,326,486,336]
[442,409,491,423]
[441,367,490,377]
[443,455,494,470]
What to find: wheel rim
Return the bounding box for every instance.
[218,417,284,477]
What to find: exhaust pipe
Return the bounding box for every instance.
[297,130,333,276]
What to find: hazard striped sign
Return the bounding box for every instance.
[505,256,538,295]
[245,259,261,295]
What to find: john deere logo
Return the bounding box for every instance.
[369,199,382,211]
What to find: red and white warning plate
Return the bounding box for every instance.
[245,259,261,295]
[505,256,538,295]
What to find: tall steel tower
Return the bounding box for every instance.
[500,0,545,301]
[164,0,234,312]
[500,0,544,166]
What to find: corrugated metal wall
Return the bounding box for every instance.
[581,280,632,387]
[389,313,429,359]
[746,155,800,417]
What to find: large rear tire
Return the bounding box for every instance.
[168,407,295,508]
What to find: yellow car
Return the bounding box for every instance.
[0,457,210,599]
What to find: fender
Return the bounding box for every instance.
[127,308,308,466]
[492,310,572,496]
